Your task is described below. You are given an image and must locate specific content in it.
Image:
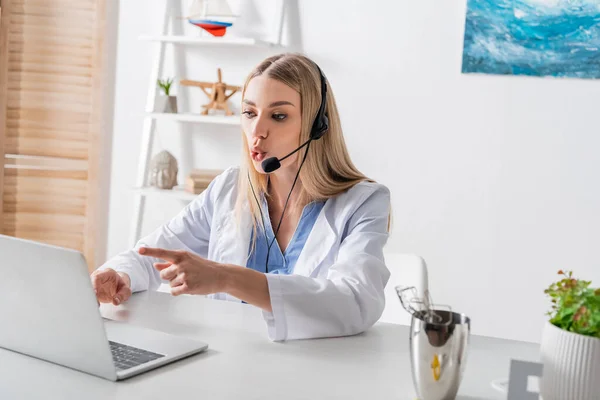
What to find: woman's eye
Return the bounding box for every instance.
[272,113,287,121]
[242,110,255,118]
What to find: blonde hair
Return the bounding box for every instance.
[236,53,379,250]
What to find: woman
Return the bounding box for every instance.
[93,53,392,341]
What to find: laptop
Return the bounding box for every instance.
[0,234,208,381]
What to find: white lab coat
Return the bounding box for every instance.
[100,166,391,341]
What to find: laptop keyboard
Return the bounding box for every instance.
[109,341,165,371]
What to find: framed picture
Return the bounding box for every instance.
[462,0,600,79]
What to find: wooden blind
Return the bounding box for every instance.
[0,0,106,270]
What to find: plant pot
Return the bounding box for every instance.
[540,321,600,400]
[155,95,178,113]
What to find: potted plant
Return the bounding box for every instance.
[155,77,178,113]
[540,270,600,400]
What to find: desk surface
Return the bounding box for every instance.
[0,291,539,399]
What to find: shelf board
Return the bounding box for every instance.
[133,186,202,201]
[139,35,277,47]
[147,112,241,126]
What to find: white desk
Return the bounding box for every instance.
[0,291,539,399]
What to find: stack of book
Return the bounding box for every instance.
[185,169,223,194]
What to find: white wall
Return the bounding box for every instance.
[106,0,600,343]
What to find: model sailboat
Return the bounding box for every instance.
[186,0,237,37]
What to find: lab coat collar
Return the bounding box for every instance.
[222,198,336,277]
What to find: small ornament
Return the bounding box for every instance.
[185,0,237,37]
[155,77,178,113]
[148,150,178,189]
[180,68,240,116]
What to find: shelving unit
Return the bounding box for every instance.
[132,186,200,202]
[147,112,241,125]
[129,0,286,247]
[139,35,276,47]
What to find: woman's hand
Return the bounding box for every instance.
[138,247,227,296]
[138,247,272,312]
[91,268,132,305]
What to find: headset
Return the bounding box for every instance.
[248,62,329,273]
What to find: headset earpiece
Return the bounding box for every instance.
[310,65,329,141]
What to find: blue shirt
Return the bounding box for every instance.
[246,197,326,275]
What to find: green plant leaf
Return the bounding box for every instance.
[157,77,175,96]
[545,270,600,338]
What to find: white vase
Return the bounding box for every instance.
[154,95,178,113]
[540,321,600,400]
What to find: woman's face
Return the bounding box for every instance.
[242,76,302,174]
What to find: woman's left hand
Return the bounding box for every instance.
[138,247,228,296]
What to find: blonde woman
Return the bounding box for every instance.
[93,53,392,341]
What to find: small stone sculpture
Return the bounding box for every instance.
[148,150,178,189]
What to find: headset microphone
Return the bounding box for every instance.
[261,139,311,173]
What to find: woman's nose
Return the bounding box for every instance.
[251,114,269,139]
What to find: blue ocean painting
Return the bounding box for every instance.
[462,0,600,78]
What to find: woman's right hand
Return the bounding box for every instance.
[91,268,132,306]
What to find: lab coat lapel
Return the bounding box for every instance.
[293,200,337,277]
[218,201,252,268]
[219,197,338,277]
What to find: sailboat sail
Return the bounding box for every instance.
[186,0,235,18]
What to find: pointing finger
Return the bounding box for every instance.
[139,247,184,262]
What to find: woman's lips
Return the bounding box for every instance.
[251,151,266,162]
